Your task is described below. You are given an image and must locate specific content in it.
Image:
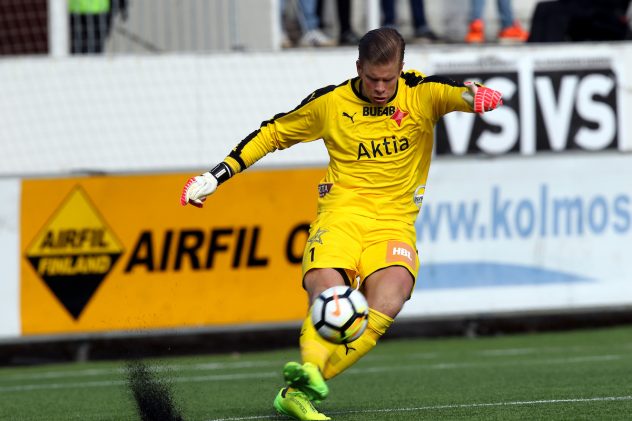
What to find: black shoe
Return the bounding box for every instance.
[339,30,360,46]
[414,27,440,43]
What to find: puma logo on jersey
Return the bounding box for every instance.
[357,137,409,160]
[342,112,356,123]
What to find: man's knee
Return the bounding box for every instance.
[303,268,345,304]
[362,266,414,318]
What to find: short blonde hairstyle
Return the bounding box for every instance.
[358,27,405,65]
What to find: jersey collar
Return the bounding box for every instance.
[351,76,400,105]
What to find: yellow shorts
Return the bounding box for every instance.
[302,211,419,289]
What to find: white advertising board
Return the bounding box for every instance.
[403,152,632,318]
[428,45,629,156]
[0,179,20,338]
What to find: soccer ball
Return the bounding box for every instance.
[311,286,369,344]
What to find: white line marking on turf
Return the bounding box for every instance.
[350,354,623,375]
[0,360,279,381]
[0,353,624,392]
[478,348,537,356]
[0,371,278,392]
[205,395,632,421]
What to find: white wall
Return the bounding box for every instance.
[1,42,630,176]
[105,0,279,53]
[0,179,20,338]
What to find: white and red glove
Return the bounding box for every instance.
[464,81,503,114]
[180,172,218,208]
[181,162,234,208]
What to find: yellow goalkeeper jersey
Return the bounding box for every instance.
[223,70,473,224]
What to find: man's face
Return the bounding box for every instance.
[356,58,403,106]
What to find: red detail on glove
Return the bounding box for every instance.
[180,177,205,208]
[473,85,503,114]
[188,198,205,208]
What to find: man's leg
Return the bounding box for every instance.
[273,387,331,420]
[283,268,345,402]
[496,0,515,30]
[323,266,413,379]
[381,0,396,27]
[469,0,485,21]
[300,268,346,368]
[526,1,569,43]
[275,212,364,419]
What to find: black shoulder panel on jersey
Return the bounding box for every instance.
[402,72,466,88]
[422,75,465,87]
[401,71,425,87]
[228,84,338,171]
[298,84,337,106]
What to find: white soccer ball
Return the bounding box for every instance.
[311,286,369,344]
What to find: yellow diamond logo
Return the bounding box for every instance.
[25,186,124,319]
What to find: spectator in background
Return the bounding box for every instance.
[317,0,361,45]
[69,0,127,54]
[464,0,528,43]
[381,0,440,42]
[282,0,336,48]
[527,0,631,42]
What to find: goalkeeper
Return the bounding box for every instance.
[181,27,502,421]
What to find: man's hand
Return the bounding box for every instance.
[180,172,218,208]
[464,81,503,114]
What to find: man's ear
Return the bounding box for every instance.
[356,59,362,76]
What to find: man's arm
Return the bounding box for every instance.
[423,76,503,118]
[180,85,333,207]
[179,128,277,208]
[180,162,232,208]
[461,81,503,114]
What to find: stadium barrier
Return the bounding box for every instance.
[1,43,631,355]
[2,152,632,341]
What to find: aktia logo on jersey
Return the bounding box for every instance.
[25,186,124,320]
[357,136,410,160]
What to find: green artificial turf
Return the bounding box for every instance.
[1,325,631,420]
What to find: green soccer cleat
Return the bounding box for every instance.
[283,362,329,402]
[273,387,331,420]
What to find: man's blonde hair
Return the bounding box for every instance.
[358,27,405,65]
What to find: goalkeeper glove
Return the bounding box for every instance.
[463,81,503,114]
[180,162,232,208]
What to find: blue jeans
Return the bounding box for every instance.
[282,0,320,31]
[470,0,515,29]
[381,0,429,31]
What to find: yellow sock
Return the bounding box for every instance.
[299,313,338,371]
[322,308,393,380]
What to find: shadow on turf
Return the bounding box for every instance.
[126,360,185,421]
